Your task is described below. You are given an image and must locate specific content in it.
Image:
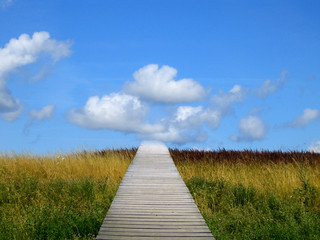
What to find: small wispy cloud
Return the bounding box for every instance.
[248,107,264,115]
[29,105,55,121]
[24,104,55,133]
[124,64,206,103]
[305,75,315,81]
[287,108,319,128]
[255,70,287,98]
[212,84,247,110]
[231,115,267,142]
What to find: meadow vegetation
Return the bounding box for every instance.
[171,149,320,240]
[1,147,319,239]
[0,149,136,240]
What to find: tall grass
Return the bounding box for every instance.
[0,148,136,240]
[2,147,319,239]
[171,149,320,240]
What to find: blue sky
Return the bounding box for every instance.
[0,0,319,153]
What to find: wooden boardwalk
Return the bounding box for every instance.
[97,142,214,240]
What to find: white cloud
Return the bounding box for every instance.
[0,32,71,121]
[68,93,163,133]
[174,106,222,130]
[288,108,319,127]
[142,126,185,143]
[175,106,203,121]
[231,116,266,141]
[212,84,247,110]
[199,108,222,129]
[124,64,206,103]
[138,105,220,144]
[256,70,287,98]
[30,104,55,121]
[141,126,207,144]
[135,85,242,143]
[68,66,253,144]
[0,32,71,75]
[68,94,214,144]
[308,141,320,153]
[67,68,291,145]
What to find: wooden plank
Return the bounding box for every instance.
[102,217,207,222]
[97,142,214,240]
[101,224,209,228]
[97,237,214,240]
[97,231,213,237]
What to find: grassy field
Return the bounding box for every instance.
[1,148,319,239]
[171,149,320,240]
[0,149,136,240]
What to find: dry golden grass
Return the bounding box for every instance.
[171,149,320,239]
[176,161,320,197]
[171,149,320,202]
[0,148,137,240]
[0,149,135,184]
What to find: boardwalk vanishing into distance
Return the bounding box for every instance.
[97,142,214,240]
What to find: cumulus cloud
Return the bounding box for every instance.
[231,116,266,142]
[68,68,289,145]
[172,106,222,130]
[123,64,206,103]
[288,108,319,128]
[173,106,204,128]
[68,82,248,144]
[0,32,71,121]
[140,126,207,144]
[68,93,163,133]
[175,106,203,121]
[67,62,210,143]
[67,92,214,144]
[142,126,186,143]
[173,84,248,130]
[256,70,287,98]
[139,105,221,144]
[0,32,71,75]
[308,141,320,153]
[201,108,223,129]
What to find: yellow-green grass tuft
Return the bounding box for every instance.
[0,148,136,240]
[171,149,320,239]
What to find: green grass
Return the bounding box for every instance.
[0,149,136,240]
[186,177,320,239]
[171,149,320,240]
[1,148,320,239]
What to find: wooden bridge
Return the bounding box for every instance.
[97,142,214,240]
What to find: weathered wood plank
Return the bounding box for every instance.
[97,231,213,237]
[97,142,214,240]
[97,237,214,240]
